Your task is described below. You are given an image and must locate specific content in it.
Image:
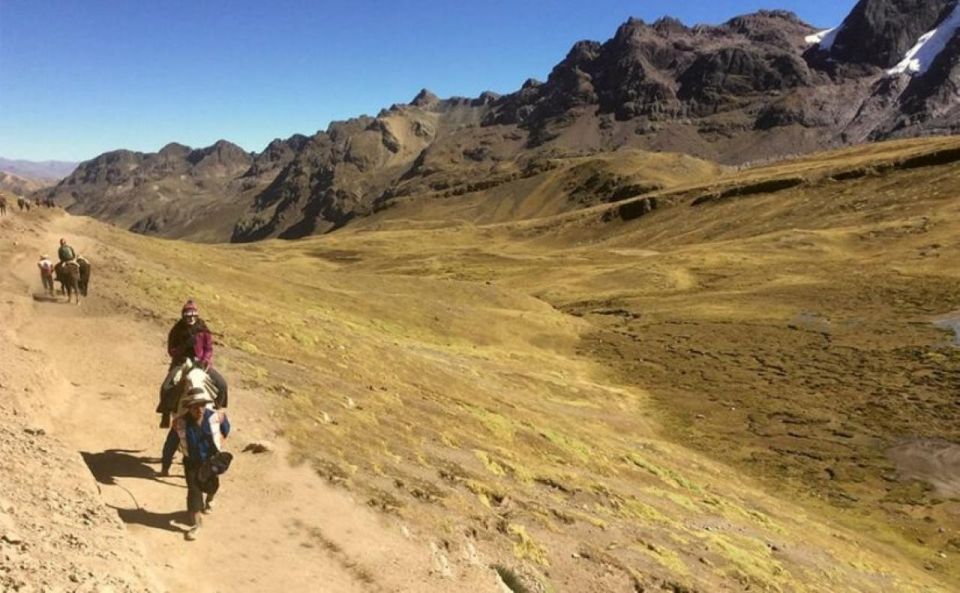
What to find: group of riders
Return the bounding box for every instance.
[37,239,91,304]
[0,194,55,214]
[37,237,231,541]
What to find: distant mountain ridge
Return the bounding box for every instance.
[0,171,51,196]
[40,0,960,242]
[0,157,78,182]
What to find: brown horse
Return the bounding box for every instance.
[77,256,92,296]
[54,261,81,304]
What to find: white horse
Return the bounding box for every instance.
[166,359,223,420]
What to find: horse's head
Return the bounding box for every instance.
[168,357,195,386]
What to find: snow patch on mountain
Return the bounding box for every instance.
[887,3,960,76]
[805,26,841,50]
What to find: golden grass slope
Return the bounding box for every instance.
[372,149,724,229]
[28,136,960,592]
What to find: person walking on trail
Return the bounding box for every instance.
[158,300,229,426]
[57,238,76,263]
[37,255,55,296]
[168,391,231,541]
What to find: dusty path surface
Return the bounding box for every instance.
[3,214,500,593]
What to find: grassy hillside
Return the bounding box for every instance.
[59,136,960,592]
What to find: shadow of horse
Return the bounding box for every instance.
[80,448,182,486]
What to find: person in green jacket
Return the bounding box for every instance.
[57,238,76,263]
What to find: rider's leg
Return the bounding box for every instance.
[158,363,181,428]
[160,427,178,476]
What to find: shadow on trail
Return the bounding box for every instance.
[84,449,191,534]
[81,448,180,486]
[109,505,191,534]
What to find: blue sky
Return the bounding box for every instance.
[0,1,855,162]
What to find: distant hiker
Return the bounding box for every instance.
[168,390,232,541]
[57,238,76,263]
[158,300,229,427]
[37,255,55,296]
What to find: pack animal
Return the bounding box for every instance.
[54,260,81,304]
[77,256,92,296]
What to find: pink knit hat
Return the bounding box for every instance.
[181,300,199,316]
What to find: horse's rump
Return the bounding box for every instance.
[77,259,91,296]
[159,362,222,419]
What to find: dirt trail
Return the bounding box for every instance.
[5,215,500,593]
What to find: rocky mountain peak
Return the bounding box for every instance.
[652,16,686,35]
[828,0,957,67]
[411,88,440,108]
[186,140,252,171]
[158,142,191,158]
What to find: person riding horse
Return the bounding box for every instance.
[58,238,76,263]
[157,300,228,427]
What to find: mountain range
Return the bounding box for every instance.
[38,0,960,241]
[0,158,78,195]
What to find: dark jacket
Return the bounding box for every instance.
[167,319,214,366]
[58,244,76,262]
